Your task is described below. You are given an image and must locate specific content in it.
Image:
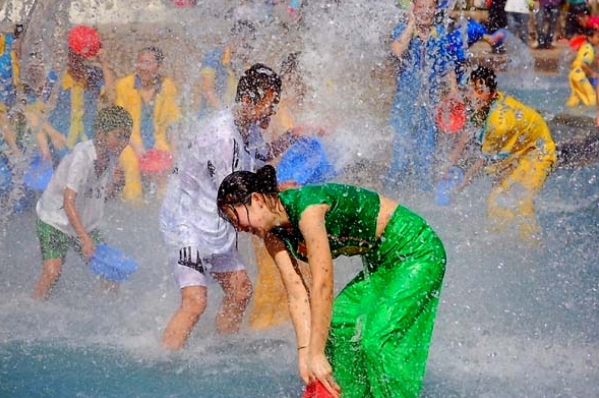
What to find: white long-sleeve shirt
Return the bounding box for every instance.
[159,110,268,255]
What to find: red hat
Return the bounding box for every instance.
[68,25,102,58]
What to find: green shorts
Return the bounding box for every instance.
[36,219,104,261]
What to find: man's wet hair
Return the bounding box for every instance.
[235,63,282,104]
[141,46,165,65]
[94,106,133,138]
[470,66,497,92]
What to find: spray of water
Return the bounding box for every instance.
[0,2,598,397]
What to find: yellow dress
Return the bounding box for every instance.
[480,92,557,243]
[567,42,596,107]
[248,101,299,331]
[116,75,180,202]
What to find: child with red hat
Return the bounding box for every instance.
[37,25,116,164]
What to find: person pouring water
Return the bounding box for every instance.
[32,106,133,300]
[217,166,447,398]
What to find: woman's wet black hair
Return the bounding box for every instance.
[217,165,279,225]
[470,65,497,93]
[235,63,282,104]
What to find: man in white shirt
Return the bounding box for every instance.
[160,63,297,351]
[32,106,133,300]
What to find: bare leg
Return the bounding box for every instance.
[162,285,207,351]
[32,258,63,300]
[212,270,253,334]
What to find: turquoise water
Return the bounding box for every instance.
[1,163,598,397]
[1,340,301,398]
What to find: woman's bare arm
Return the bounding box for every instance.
[297,205,334,357]
[264,233,311,381]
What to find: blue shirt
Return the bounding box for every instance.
[446,19,487,82]
[48,66,104,141]
[134,75,162,150]
[391,22,453,108]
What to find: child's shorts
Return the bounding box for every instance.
[172,246,246,289]
[36,219,104,261]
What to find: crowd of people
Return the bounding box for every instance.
[484,0,598,49]
[0,0,597,397]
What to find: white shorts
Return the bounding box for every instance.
[172,246,246,289]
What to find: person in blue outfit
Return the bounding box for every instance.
[446,18,507,84]
[195,20,256,120]
[385,0,457,192]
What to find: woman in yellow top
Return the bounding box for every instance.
[456,66,556,244]
[566,28,599,107]
[116,47,180,203]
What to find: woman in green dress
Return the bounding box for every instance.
[217,165,446,398]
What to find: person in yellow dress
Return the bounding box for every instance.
[116,46,180,203]
[566,28,599,107]
[249,53,307,331]
[455,66,556,243]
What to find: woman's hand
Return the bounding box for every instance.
[406,3,416,33]
[298,347,310,384]
[308,352,341,397]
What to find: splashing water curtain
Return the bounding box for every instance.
[0,1,598,398]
